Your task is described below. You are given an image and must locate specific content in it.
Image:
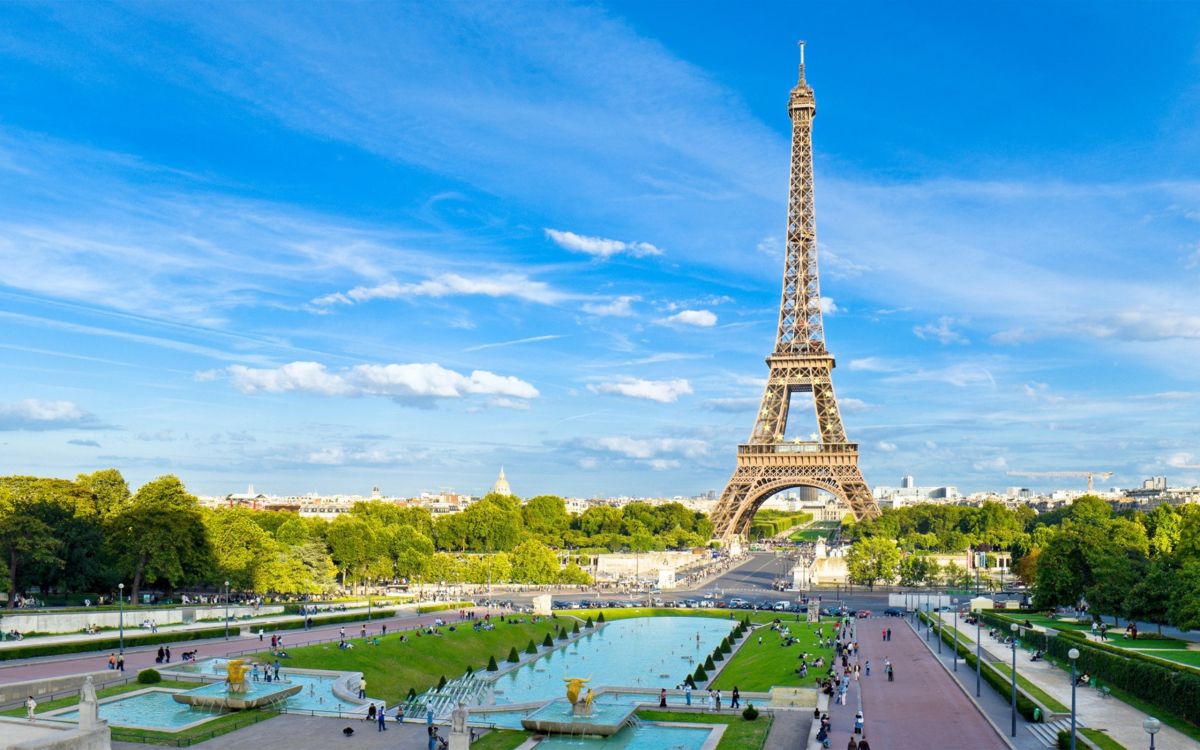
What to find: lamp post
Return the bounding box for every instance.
[367,594,372,623]
[224,581,230,640]
[1143,717,1161,750]
[1068,647,1080,750]
[1010,623,1019,737]
[937,616,942,654]
[975,609,982,697]
[118,583,125,655]
[953,600,959,672]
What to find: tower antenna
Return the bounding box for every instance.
[798,40,806,83]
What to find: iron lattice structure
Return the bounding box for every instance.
[710,45,880,541]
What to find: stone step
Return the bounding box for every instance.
[1027,718,1083,747]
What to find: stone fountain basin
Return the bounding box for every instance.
[172,683,302,710]
[520,699,636,737]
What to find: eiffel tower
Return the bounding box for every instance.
[710,43,879,541]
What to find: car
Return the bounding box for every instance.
[883,608,904,617]
[856,609,872,619]
[774,601,790,611]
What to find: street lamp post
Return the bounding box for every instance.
[975,610,982,697]
[367,595,372,623]
[937,616,942,654]
[1010,623,1019,737]
[224,581,230,640]
[1068,648,1080,750]
[953,600,959,672]
[118,583,125,655]
[1144,717,1161,750]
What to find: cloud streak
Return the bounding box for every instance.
[222,361,539,402]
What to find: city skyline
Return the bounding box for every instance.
[2,3,1200,497]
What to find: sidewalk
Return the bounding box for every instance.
[934,611,1195,750]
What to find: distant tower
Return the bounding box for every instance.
[708,43,879,541]
[492,467,512,497]
[901,475,915,489]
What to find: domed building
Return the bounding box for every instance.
[492,467,512,497]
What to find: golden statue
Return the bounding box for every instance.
[563,677,590,705]
[226,659,252,693]
[583,688,594,710]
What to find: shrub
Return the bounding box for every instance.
[0,626,239,662]
[712,649,724,662]
[720,638,732,654]
[437,675,447,690]
[684,674,696,688]
[464,666,473,675]
[543,633,554,647]
[487,656,499,672]
[137,668,161,684]
[585,617,594,628]
[407,688,417,701]
[693,665,708,682]
[558,627,568,641]
[507,647,520,663]
[526,639,538,655]
[597,612,606,623]
[742,703,759,721]
[1056,730,1070,750]
[572,622,580,634]
[704,655,716,670]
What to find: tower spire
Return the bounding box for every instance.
[797,39,806,84]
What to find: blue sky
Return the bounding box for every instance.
[1,1,1199,498]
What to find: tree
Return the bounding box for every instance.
[326,515,378,591]
[1125,560,1176,634]
[385,525,434,582]
[107,475,213,602]
[845,537,901,588]
[75,469,131,520]
[523,496,570,543]
[205,508,279,592]
[511,539,558,584]
[898,555,930,586]
[0,490,62,609]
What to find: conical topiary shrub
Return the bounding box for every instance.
[572,621,580,634]
[704,654,716,670]
[558,627,568,641]
[684,674,696,688]
[465,665,473,675]
[487,655,499,671]
[712,649,724,662]
[585,616,594,628]
[507,647,520,663]
[407,687,417,701]
[526,639,538,655]
[437,675,447,690]
[720,638,732,654]
[597,612,605,623]
[543,633,554,647]
[693,665,708,682]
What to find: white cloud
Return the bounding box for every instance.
[0,399,103,431]
[703,397,759,413]
[1081,311,1200,341]
[588,378,693,403]
[877,441,897,453]
[756,235,782,257]
[583,295,639,317]
[839,397,870,413]
[591,436,710,460]
[665,309,717,327]
[224,361,539,401]
[544,228,662,259]
[819,298,839,315]
[314,272,568,307]
[848,357,903,373]
[913,316,969,345]
[973,456,1009,472]
[1022,382,1064,404]
[1167,453,1200,469]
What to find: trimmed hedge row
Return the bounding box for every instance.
[250,609,399,634]
[416,601,474,615]
[0,625,240,661]
[922,612,1041,721]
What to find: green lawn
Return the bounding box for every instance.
[636,709,773,750]
[1081,728,1126,750]
[2,680,198,718]
[710,620,832,691]
[573,607,809,627]
[258,619,565,702]
[469,729,529,750]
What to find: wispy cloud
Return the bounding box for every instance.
[462,334,565,353]
[587,377,693,403]
[313,273,570,307]
[544,229,662,259]
[220,361,539,402]
[913,316,969,345]
[582,295,639,317]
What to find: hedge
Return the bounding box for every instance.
[922,612,1041,721]
[416,601,474,615]
[0,625,241,661]
[251,610,391,634]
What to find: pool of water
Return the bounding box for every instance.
[534,723,711,750]
[171,659,365,712]
[527,699,633,725]
[491,617,734,705]
[468,708,536,729]
[56,690,220,730]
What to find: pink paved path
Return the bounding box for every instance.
[0,608,492,685]
[824,618,1008,750]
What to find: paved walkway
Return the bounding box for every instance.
[822,617,1008,750]
[0,607,493,686]
[936,612,1196,750]
[764,709,811,749]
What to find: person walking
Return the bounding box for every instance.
[864,660,870,677]
[659,689,668,708]
[853,710,864,735]
[684,684,692,706]
[715,689,722,712]
[377,703,388,731]
[117,653,125,672]
[706,690,715,712]
[846,736,858,750]
[731,686,740,709]
[857,736,872,750]
[258,627,264,641]
[26,695,36,721]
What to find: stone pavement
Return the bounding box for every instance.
[823,616,1008,750]
[935,612,1196,750]
[112,714,474,750]
[764,708,812,749]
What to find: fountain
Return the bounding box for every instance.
[519,677,635,737]
[172,659,302,710]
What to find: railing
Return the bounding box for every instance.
[738,442,858,455]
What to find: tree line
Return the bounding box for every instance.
[0,472,714,607]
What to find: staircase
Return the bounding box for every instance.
[1028,718,1084,747]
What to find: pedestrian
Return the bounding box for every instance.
[366,703,377,723]
[382,624,387,637]
[758,635,763,645]
[659,688,667,708]
[715,689,722,711]
[846,736,858,750]
[857,736,872,750]
[853,664,860,681]
[340,627,346,640]
[887,663,894,682]
[164,646,171,663]
[273,660,281,680]
[731,687,740,709]
[271,634,277,649]
[706,690,715,712]
[107,653,116,670]
[26,695,36,721]
[157,646,164,664]
[259,628,264,642]
[853,710,863,735]
[881,628,886,641]
[359,677,367,699]
[426,703,434,727]
[395,704,405,724]
[865,660,871,677]
[117,654,125,672]
[378,703,388,731]
[428,727,438,750]
[886,628,892,642]
[684,684,692,706]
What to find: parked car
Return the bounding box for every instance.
[883,608,904,617]
[856,609,872,619]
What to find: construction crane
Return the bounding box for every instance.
[1006,470,1114,494]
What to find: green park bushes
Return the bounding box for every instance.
[507,647,520,663]
[0,625,239,662]
[525,639,538,655]
[748,511,813,540]
[137,668,161,684]
[416,602,474,615]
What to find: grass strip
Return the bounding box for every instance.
[468,729,529,750]
[1080,728,1126,750]
[636,709,773,750]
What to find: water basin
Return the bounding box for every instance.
[55,689,221,731]
[534,723,711,750]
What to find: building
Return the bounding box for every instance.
[492,467,512,497]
